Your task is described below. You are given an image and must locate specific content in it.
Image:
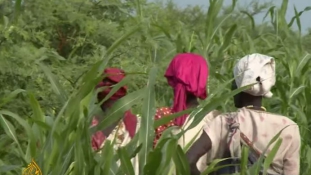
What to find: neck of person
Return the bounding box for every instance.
[236,92,264,110]
[241,98,262,108]
[186,94,199,108]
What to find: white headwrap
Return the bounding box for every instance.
[233,53,276,98]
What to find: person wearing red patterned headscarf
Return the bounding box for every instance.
[154,53,221,171]
[91,68,138,151]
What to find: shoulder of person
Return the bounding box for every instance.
[155,106,172,116]
[218,110,239,117]
[242,108,299,130]
[241,107,289,118]
[209,111,239,122]
[202,110,223,123]
[262,110,298,125]
[156,106,171,111]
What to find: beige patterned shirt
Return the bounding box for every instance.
[203,107,301,175]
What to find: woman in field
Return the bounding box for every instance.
[186,53,301,175]
[91,68,139,151]
[154,53,221,171]
[92,54,220,172]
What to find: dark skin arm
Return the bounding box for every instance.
[186,131,212,175]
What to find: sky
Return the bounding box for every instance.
[155,0,311,33]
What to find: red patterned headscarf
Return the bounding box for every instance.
[96,68,137,137]
[164,53,209,126]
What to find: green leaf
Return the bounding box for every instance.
[218,24,237,54]
[139,66,157,173]
[37,63,68,102]
[172,145,190,175]
[263,139,283,174]
[0,114,26,163]
[0,165,20,173]
[289,86,305,102]
[156,138,178,175]
[249,125,294,174]
[117,147,135,175]
[240,11,255,29]
[200,158,236,175]
[143,143,163,175]
[240,145,249,175]
[185,82,255,132]
[153,108,193,128]
[100,141,116,175]
[93,88,145,132]
[97,76,131,107]
[295,54,311,77]
[0,89,25,107]
[14,0,22,23]
[106,25,141,57]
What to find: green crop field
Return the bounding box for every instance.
[0,0,311,174]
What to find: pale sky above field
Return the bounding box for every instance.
[152,0,311,33]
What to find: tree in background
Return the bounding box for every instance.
[1,0,311,174]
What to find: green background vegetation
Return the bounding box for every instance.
[0,0,311,174]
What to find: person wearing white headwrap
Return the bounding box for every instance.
[233,53,276,98]
[185,53,301,175]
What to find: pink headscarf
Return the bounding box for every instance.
[165,53,209,126]
[97,68,128,104]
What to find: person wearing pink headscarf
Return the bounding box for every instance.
[154,53,221,171]
[91,68,139,151]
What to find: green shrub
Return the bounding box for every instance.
[1,0,311,174]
